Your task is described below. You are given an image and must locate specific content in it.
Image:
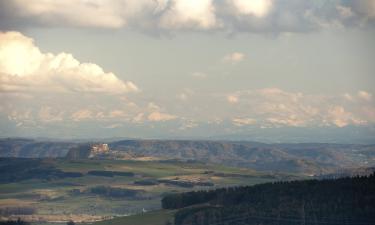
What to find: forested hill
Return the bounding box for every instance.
[162,174,375,225]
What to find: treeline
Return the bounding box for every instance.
[133,179,214,188]
[0,207,35,216]
[87,170,134,177]
[158,179,214,188]
[134,179,159,186]
[0,219,30,225]
[89,186,142,199]
[0,158,82,183]
[162,174,375,225]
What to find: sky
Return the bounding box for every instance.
[0,0,375,143]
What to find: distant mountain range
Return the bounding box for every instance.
[1,138,375,175]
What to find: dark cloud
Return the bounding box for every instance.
[0,0,374,34]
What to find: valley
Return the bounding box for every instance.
[1,138,374,224]
[0,158,289,223]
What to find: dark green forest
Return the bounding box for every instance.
[162,174,375,225]
[0,219,30,225]
[0,158,82,183]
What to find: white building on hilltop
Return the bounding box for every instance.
[88,143,110,158]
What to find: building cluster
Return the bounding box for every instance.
[88,143,110,158]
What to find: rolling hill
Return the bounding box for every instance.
[1,138,375,175]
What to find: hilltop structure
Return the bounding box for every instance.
[89,144,110,158]
[66,143,110,160]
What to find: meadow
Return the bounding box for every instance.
[0,158,290,224]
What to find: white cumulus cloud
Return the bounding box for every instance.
[0,31,138,94]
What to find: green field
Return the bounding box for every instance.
[92,210,175,225]
[0,158,295,223]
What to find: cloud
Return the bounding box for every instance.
[38,106,64,123]
[2,86,375,138]
[227,94,239,103]
[104,123,123,129]
[148,111,177,122]
[0,29,373,135]
[343,93,355,102]
[147,102,162,111]
[358,91,372,102]
[228,0,273,18]
[146,102,177,122]
[232,117,256,126]
[0,0,161,29]
[176,88,194,101]
[348,0,375,19]
[133,113,145,123]
[222,52,245,64]
[224,88,374,128]
[108,110,127,118]
[71,109,94,121]
[1,0,219,31]
[159,0,218,29]
[1,0,375,33]
[179,119,198,130]
[336,5,354,19]
[343,91,372,103]
[326,106,365,127]
[266,116,306,127]
[14,0,126,28]
[0,31,138,94]
[7,109,33,124]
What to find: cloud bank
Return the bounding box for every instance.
[1,0,375,33]
[225,88,374,128]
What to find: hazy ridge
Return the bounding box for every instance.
[1,138,374,175]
